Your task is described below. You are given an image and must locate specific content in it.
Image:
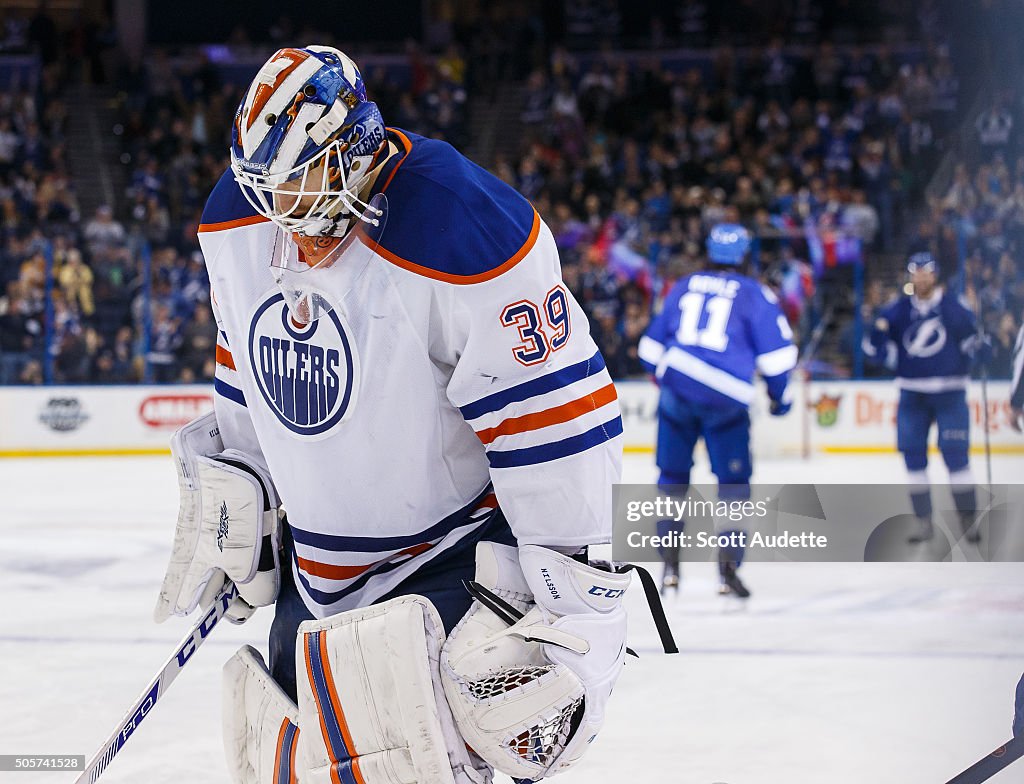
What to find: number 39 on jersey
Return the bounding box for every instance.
[501,286,571,366]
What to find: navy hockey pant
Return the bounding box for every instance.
[897,388,975,518]
[655,386,752,496]
[269,511,517,702]
[655,388,751,563]
[897,389,972,472]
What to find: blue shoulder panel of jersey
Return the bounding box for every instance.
[736,273,766,301]
[944,291,976,324]
[372,129,538,282]
[879,297,906,328]
[200,167,261,228]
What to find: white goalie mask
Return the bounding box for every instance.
[229,45,392,322]
[229,45,388,239]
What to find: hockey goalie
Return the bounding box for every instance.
[152,45,635,784]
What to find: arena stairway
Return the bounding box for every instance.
[65,84,125,218]
[465,81,525,168]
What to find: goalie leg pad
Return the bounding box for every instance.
[223,645,302,784]
[295,596,489,784]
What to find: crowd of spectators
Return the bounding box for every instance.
[2,2,1020,386]
[915,138,1024,378]
[0,63,215,387]
[1,31,477,386]
[102,38,474,385]
[499,39,974,375]
[1,8,478,388]
[0,41,222,386]
[0,72,87,385]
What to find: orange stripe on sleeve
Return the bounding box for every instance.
[373,209,541,285]
[216,345,236,370]
[475,382,618,445]
[198,214,270,233]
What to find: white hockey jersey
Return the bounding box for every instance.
[197,129,622,618]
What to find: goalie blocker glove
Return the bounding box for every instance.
[154,411,283,624]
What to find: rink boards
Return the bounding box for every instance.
[0,380,1021,456]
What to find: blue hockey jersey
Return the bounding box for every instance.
[865,289,977,392]
[639,271,797,408]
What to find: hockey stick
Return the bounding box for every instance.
[800,305,835,368]
[799,305,834,459]
[73,581,240,784]
[977,334,994,495]
[968,271,994,495]
[944,735,1024,783]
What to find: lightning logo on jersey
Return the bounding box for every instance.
[902,317,947,359]
[866,290,977,392]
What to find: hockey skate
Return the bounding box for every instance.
[661,558,680,595]
[907,516,933,544]
[959,512,982,544]
[718,560,750,599]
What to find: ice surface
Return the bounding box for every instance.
[2,452,1023,783]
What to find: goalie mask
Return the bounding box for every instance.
[230,46,390,323]
[230,45,388,239]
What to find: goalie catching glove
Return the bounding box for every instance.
[154,411,283,624]
[440,543,634,780]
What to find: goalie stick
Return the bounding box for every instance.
[944,735,1024,784]
[73,581,241,784]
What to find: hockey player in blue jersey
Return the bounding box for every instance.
[1011,318,1024,432]
[864,253,987,544]
[639,224,797,597]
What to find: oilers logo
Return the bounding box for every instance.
[247,291,358,438]
[903,317,947,358]
[342,118,385,168]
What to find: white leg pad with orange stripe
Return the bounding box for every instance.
[296,596,490,784]
[223,645,302,784]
